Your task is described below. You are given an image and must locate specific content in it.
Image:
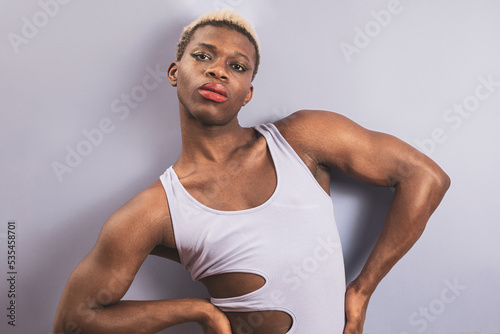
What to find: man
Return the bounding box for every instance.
[54,9,450,334]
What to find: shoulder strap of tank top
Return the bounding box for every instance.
[254,123,315,177]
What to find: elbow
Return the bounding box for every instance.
[442,172,451,192]
[53,314,69,334]
[54,315,88,334]
[54,303,91,334]
[422,166,451,204]
[54,303,68,334]
[433,168,451,195]
[54,313,79,334]
[404,162,451,204]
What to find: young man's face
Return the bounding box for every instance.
[168,25,256,126]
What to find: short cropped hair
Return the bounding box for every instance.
[176,9,260,80]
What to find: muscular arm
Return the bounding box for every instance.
[54,181,230,334]
[277,110,450,333]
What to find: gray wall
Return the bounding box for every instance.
[1,0,499,333]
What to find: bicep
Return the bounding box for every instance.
[281,110,441,187]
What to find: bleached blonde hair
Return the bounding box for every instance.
[176,9,260,80]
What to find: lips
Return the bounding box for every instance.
[198,82,228,103]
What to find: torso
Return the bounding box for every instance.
[157,124,332,333]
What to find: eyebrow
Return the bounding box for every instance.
[197,42,216,50]
[234,51,250,63]
[196,43,250,63]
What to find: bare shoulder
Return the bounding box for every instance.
[98,179,176,253]
[271,110,352,184]
[273,109,362,167]
[274,109,349,131]
[274,109,359,145]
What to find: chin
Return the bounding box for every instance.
[189,107,241,127]
[196,114,236,127]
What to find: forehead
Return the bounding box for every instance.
[187,25,256,62]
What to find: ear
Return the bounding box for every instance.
[167,62,178,87]
[242,84,254,106]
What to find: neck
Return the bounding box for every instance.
[177,113,255,165]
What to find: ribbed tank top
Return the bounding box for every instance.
[159,123,345,333]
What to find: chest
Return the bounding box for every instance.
[178,145,277,212]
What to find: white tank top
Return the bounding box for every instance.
[159,123,345,333]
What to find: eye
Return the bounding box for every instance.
[191,51,211,61]
[231,63,247,72]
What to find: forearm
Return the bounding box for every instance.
[55,298,212,334]
[354,171,450,296]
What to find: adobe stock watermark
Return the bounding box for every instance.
[280,234,340,291]
[398,277,467,334]
[414,73,499,157]
[7,0,73,54]
[51,64,166,182]
[340,0,406,64]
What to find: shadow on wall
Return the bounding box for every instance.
[330,169,394,284]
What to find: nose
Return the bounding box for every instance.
[205,61,228,81]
